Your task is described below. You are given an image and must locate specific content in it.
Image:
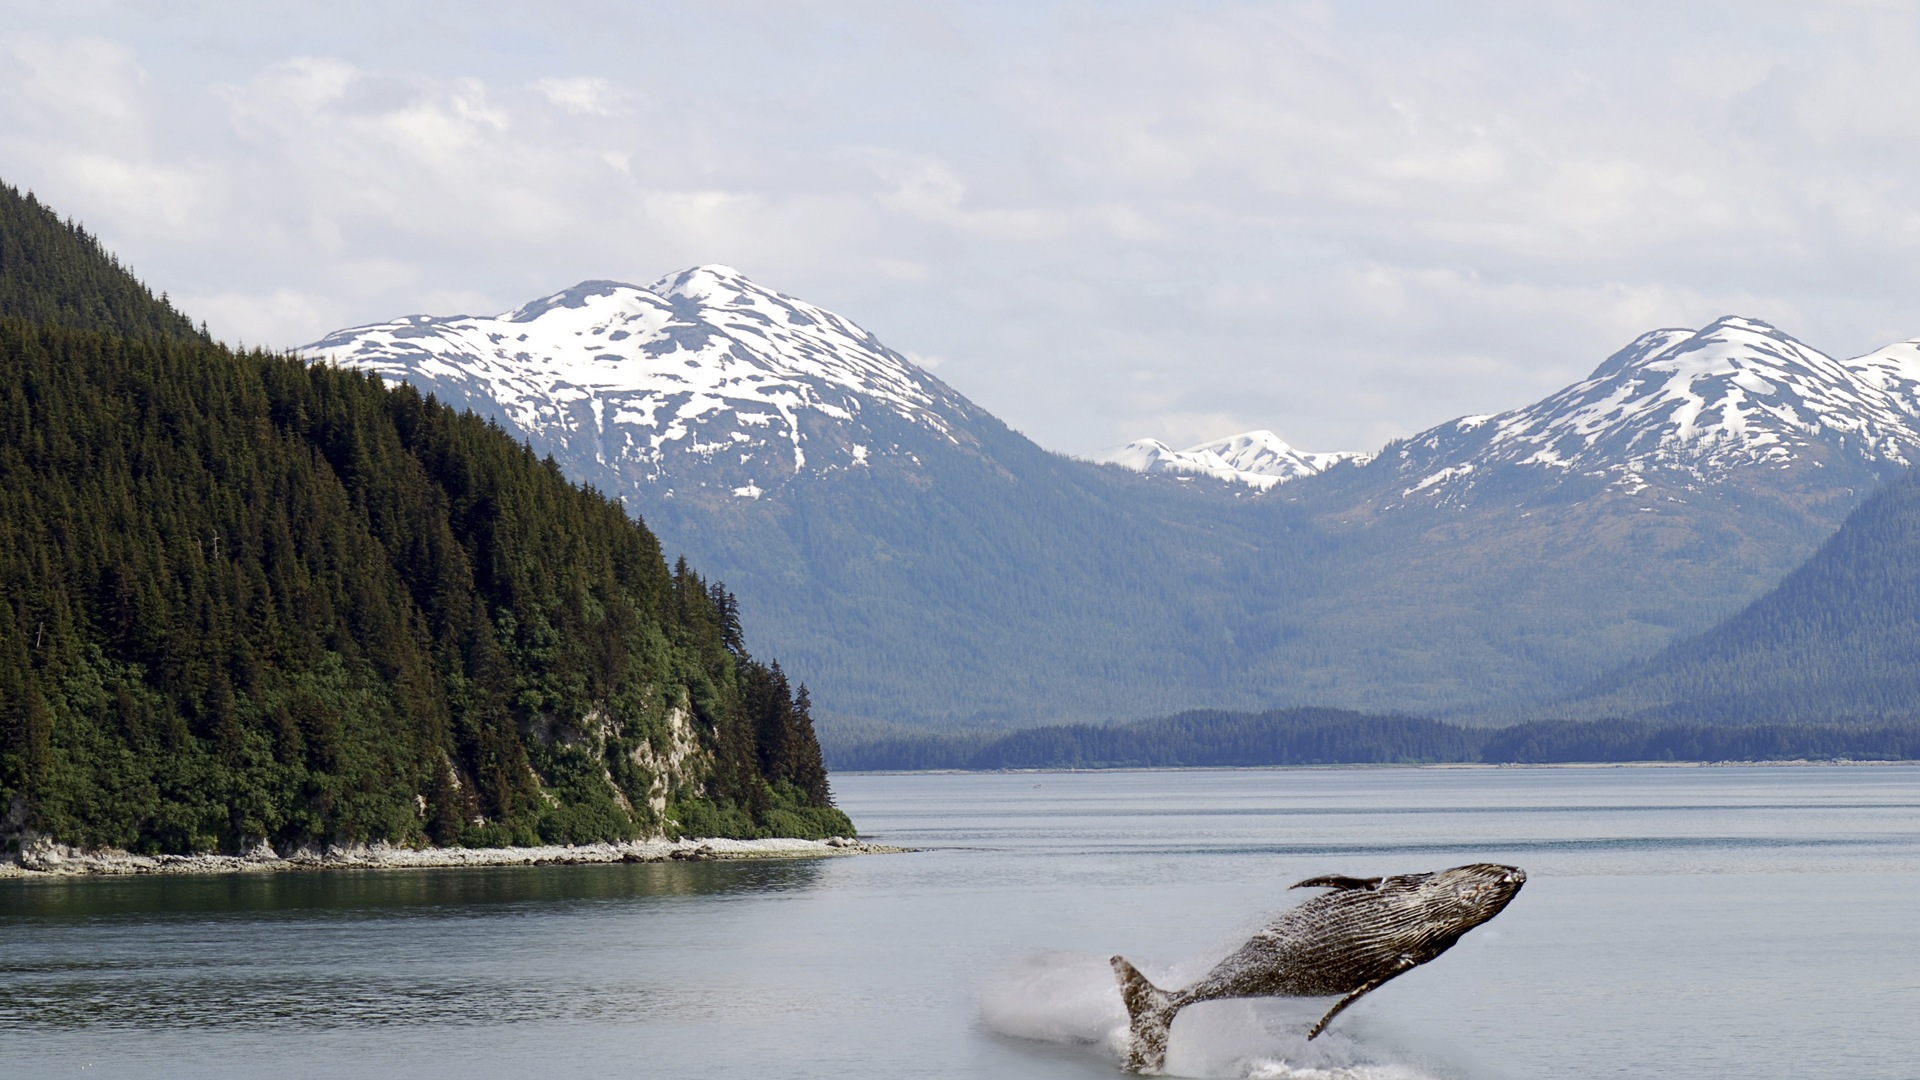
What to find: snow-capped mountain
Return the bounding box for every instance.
[1358,316,1920,507]
[303,266,982,499]
[1104,430,1369,490]
[300,274,1920,726]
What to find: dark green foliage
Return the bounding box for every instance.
[826,707,1920,770]
[1571,469,1920,722]
[0,316,845,851]
[0,181,203,341]
[671,783,853,842]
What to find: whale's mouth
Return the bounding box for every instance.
[1494,866,1527,900]
[1489,866,1526,896]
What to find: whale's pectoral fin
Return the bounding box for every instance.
[1290,874,1383,891]
[1306,982,1382,1040]
[1307,958,1417,1040]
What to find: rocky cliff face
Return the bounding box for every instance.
[631,703,701,830]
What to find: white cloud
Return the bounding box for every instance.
[2,36,145,134]
[179,288,343,351]
[531,76,624,117]
[863,152,1065,241]
[1,3,1918,455]
[47,152,212,236]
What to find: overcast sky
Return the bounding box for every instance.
[4,1,1919,456]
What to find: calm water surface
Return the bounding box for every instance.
[3,766,1917,1078]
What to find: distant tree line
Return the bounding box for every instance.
[825,707,1920,771]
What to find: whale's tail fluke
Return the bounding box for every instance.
[1111,955,1179,1074]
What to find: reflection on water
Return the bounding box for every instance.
[0,972,679,1030]
[0,858,826,920]
[0,860,824,1036]
[2,765,1916,1080]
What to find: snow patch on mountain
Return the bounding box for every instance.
[301,266,978,494]
[1104,430,1371,490]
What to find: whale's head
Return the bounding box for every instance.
[1381,862,1526,966]
[1413,862,1526,935]
[1293,862,1526,966]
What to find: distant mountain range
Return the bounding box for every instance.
[306,269,1920,730]
[1115,315,1920,500]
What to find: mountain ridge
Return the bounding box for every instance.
[315,281,1920,515]
[0,179,205,341]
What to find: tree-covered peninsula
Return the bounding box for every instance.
[0,181,849,855]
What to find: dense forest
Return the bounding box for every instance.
[0,180,848,854]
[826,707,1920,770]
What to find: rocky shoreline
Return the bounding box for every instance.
[0,835,904,879]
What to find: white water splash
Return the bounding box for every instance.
[978,951,1454,1080]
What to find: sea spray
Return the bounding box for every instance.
[978,951,1128,1047]
[978,951,1449,1079]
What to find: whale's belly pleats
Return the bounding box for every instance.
[1184,893,1443,1004]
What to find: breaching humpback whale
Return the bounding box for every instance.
[1110,863,1525,1073]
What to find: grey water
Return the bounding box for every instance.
[2,766,1917,1079]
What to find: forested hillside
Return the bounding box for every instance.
[0,183,848,854]
[1569,469,1920,722]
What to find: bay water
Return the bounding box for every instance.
[3,765,1916,1078]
